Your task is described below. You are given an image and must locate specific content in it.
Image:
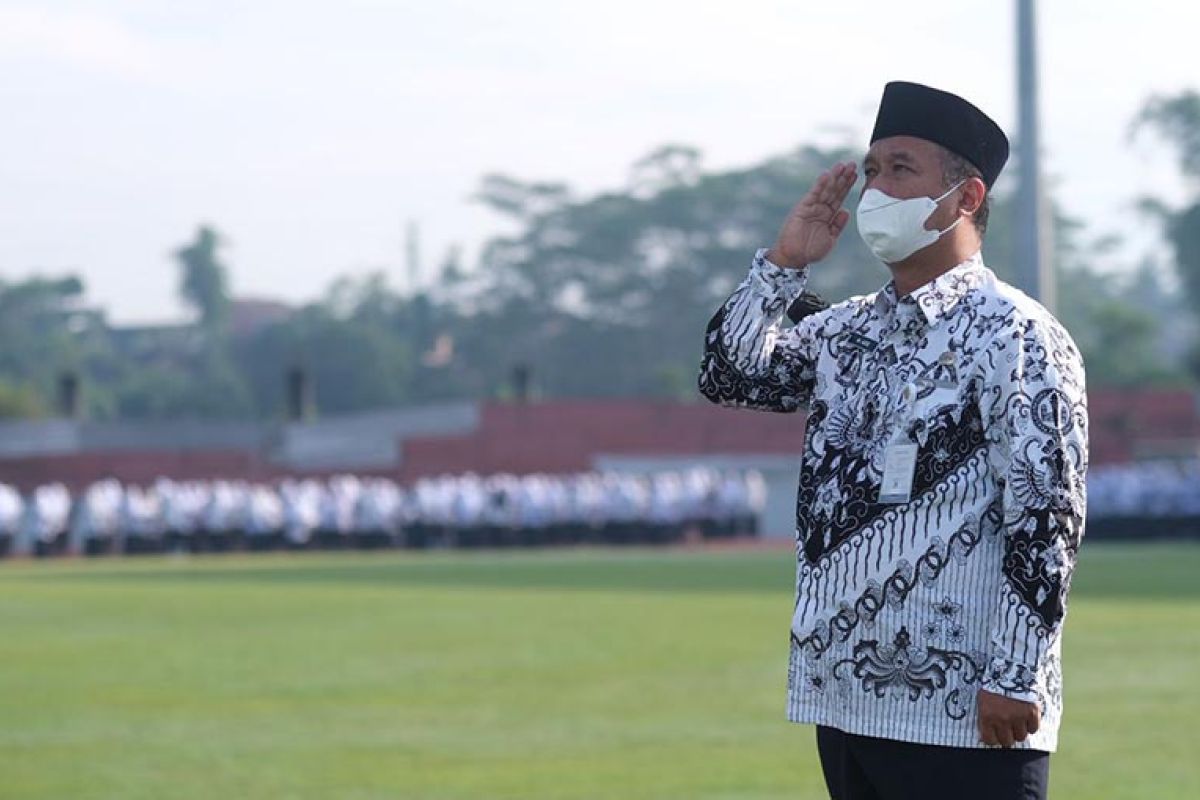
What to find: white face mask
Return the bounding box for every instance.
[855,180,965,263]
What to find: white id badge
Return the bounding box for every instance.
[879,443,918,504]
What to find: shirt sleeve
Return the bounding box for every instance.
[980,315,1089,703]
[697,248,821,413]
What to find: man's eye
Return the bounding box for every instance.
[894,164,910,172]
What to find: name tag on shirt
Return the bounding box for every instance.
[841,331,878,351]
[879,443,918,504]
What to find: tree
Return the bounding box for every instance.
[467,140,1181,397]
[112,356,253,420]
[1136,91,1200,181]
[175,226,232,330]
[1133,89,1200,380]
[0,130,1182,422]
[235,275,415,417]
[471,143,891,398]
[0,276,90,411]
[0,379,46,418]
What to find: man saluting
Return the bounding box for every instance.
[699,82,1087,800]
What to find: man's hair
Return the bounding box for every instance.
[937,146,990,237]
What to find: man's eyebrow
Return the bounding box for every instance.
[863,151,916,168]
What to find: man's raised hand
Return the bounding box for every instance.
[766,161,858,269]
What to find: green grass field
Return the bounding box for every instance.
[1,542,1197,799]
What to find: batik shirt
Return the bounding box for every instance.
[699,249,1088,751]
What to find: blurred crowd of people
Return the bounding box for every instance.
[1,459,1190,559]
[1084,460,1200,519]
[0,468,766,558]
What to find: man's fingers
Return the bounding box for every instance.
[807,163,856,215]
[833,162,858,201]
[980,713,1023,747]
[809,172,832,204]
[977,690,1041,749]
[800,174,841,222]
[979,720,999,747]
[821,163,857,211]
[995,724,1015,748]
[826,163,854,203]
[785,162,858,260]
[816,163,850,202]
[797,175,826,213]
[813,171,837,207]
[831,209,850,236]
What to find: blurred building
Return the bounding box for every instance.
[228,298,294,338]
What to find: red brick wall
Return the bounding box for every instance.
[398,392,1200,480]
[398,400,805,480]
[0,391,1193,491]
[1089,389,1200,464]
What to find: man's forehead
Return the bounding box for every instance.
[864,135,940,163]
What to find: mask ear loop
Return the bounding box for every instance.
[864,179,967,214]
[933,179,967,203]
[933,179,968,235]
[936,216,965,236]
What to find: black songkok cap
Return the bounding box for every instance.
[870,81,1010,187]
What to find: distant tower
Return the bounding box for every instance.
[1015,0,1055,310]
[57,371,82,419]
[511,363,531,404]
[285,366,315,422]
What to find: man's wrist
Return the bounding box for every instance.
[751,247,808,300]
[764,246,807,271]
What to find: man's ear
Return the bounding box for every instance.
[960,176,987,217]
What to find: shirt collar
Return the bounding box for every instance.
[873,251,988,327]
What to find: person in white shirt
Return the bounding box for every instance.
[700,82,1085,800]
[0,483,21,557]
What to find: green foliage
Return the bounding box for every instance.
[237,275,414,418]
[113,352,254,420]
[1169,203,1200,311]
[1064,294,1176,387]
[1134,89,1200,382]
[1136,90,1200,182]
[1047,214,1181,388]
[0,277,84,381]
[0,114,1192,419]
[0,379,46,418]
[175,226,232,329]
[469,144,889,398]
[469,141,1181,395]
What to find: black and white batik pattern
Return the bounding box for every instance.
[699,249,1087,751]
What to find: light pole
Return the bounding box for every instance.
[1015,0,1054,310]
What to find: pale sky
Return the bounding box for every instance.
[0,0,1195,323]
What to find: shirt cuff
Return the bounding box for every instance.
[749,247,809,300]
[980,655,1041,705]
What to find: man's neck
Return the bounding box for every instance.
[888,238,981,297]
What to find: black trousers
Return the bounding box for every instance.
[816,726,1050,800]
